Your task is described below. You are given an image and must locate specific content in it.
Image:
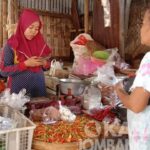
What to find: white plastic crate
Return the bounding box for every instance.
[0,105,36,150]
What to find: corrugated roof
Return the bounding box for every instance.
[18,0,93,15]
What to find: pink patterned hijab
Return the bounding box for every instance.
[7,9,52,71]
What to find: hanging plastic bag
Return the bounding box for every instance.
[82,85,102,110]
[93,63,120,106]
[94,62,117,85]
[72,56,98,76]
[70,33,93,60]
[70,33,94,76]
[49,59,63,77]
[106,48,130,70]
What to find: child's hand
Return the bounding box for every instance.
[24,56,44,67]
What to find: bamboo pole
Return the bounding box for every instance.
[7,0,12,24]
[84,0,89,33]
[14,0,18,22]
[3,0,8,44]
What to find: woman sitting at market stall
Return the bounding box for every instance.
[0,9,52,97]
[115,9,150,150]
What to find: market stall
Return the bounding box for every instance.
[24,95,128,150]
[31,33,133,149]
[1,0,149,150]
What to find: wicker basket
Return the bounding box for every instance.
[0,105,36,150]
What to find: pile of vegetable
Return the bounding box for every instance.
[33,115,101,143]
[92,51,110,60]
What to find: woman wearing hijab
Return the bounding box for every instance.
[0,9,52,97]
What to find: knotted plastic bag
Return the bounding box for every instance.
[49,59,63,77]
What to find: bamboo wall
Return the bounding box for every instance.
[0,0,78,59]
[0,0,18,48]
[39,15,73,58]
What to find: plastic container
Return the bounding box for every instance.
[0,105,36,150]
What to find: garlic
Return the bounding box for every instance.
[59,101,76,122]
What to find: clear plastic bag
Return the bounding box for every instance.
[82,85,103,110]
[0,88,30,110]
[59,101,76,122]
[94,62,117,85]
[0,116,17,130]
[93,63,121,106]
[42,106,61,124]
[106,48,130,70]
[49,59,63,77]
[30,106,60,124]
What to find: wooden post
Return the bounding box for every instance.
[125,0,132,39]
[119,0,125,59]
[84,0,89,33]
[119,0,132,59]
[0,0,3,47]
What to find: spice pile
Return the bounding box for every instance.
[33,115,101,143]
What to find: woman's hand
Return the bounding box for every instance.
[114,82,126,95]
[114,81,129,102]
[114,82,150,113]
[24,56,45,67]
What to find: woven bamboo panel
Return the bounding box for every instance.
[125,0,150,60]
[0,0,73,59]
[40,15,73,58]
[0,0,18,48]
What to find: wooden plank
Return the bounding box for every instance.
[33,140,80,150]
[124,0,132,38]
[84,0,89,33]
[71,0,80,31]
[119,0,125,58]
